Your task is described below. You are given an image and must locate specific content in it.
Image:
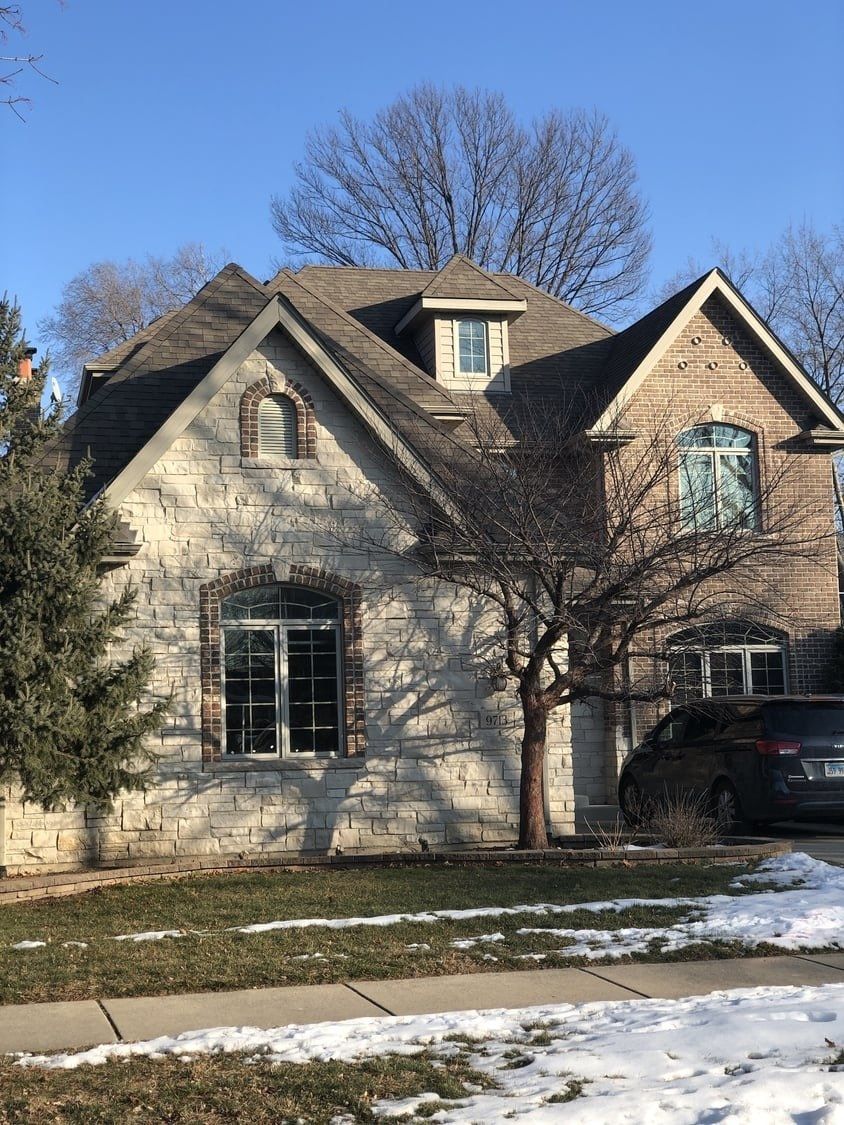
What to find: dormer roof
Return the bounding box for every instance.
[395,254,526,334]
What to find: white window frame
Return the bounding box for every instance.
[669,643,787,699]
[677,424,760,531]
[454,318,489,378]
[221,615,344,759]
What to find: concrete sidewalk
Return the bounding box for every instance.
[5,953,844,1056]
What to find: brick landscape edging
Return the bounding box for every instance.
[0,838,790,904]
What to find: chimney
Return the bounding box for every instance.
[17,346,37,382]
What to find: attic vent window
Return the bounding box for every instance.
[456,318,489,376]
[258,394,298,457]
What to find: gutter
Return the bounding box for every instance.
[0,794,6,876]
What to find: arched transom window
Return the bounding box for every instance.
[257,394,298,457]
[678,423,759,530]
[668,620,786,702]
[221,584,341,757]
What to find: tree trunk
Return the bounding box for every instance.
[518,690,549,850]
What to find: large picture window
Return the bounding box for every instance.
[668,621,786,703]
[678,424,759,531]
[221,584,342,757]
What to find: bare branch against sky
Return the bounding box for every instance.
[271,85,652,323]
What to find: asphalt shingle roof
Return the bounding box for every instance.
[48,258,768,505]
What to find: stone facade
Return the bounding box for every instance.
[3,327,578,873]
[3,281,840,874]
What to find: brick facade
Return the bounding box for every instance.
[604,294,840,776]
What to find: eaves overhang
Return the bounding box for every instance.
[395,295,527,335]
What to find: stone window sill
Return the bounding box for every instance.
[241,456,319,470]
[204,756,365,775]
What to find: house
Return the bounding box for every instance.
[4,256,843,872]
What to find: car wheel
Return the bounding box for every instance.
[712,781,743,835]
[619,775,643,827]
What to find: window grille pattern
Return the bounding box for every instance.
[667,619,786,702]
[221,583,341,757]
[678,423,759,530]
[457,319,489,375]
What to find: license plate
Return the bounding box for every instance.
[825,762,844,778]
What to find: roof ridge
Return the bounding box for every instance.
[297,264,437,278]
[274,278,470,458]
[275,269,462,412]
[56,265,254,442]
[420,254,524,301]
[493,271,615,336]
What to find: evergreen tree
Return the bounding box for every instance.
[0,296,168,809]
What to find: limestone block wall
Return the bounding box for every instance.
[3,326,580,873]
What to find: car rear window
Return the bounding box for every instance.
[763,702,844,738]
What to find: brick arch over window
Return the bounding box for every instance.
[240,375,317,458]
[199,565,365,762]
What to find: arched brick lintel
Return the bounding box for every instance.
[199,565,365,762]
[240,375,317,458]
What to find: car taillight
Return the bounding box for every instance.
[755,739,801,756]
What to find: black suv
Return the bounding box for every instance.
[618,695,844,829]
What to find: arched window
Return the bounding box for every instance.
[257,394,298,457]
[455,318,489,376]
[677,424,759,530]
[221,584,341,757]
[667,620,786,702]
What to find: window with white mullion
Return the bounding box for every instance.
[455,318,489,376]
[669,645,786,702]
[221,584,343,758]
[678,424,759,531]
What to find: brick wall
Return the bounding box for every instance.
[606,293,840,777]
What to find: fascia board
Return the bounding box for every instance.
[593,271,844,434]
[396,296,526,335]
[101,297,463,527]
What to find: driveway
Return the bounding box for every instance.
[575,804,844,865]
[765,820,844,865]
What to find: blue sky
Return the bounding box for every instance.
[2,0,842,367]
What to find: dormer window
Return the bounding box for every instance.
[456,319,489,376]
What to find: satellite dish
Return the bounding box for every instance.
[50,377,62,405]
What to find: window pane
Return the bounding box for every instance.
[669,652,705,702]
[285,628,340,755]
[749,651,785,695]
[457,320,488,375]
[717,453,758,529]
[223,628,278,756]
[712,425,752,449]
[680,452,716,529]
[222,584,339,622]
[678,424,753,449]
[708,651,746,696]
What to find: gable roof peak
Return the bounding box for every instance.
[420,254,524,302]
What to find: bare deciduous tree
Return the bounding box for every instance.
[1,4,57,120]
[271,85,652,321]
[39,243,227,390]
[336,396,822,849]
